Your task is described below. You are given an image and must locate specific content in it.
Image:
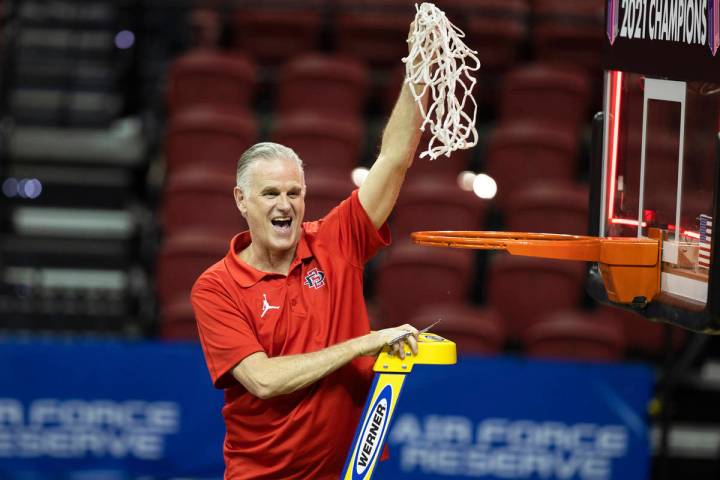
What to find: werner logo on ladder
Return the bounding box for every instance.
[342,332,456,480]
[352,385,391,478]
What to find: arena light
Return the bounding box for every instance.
[610,218,647,227]
[3,178,42,199]
[115,30,135,49]
[351,167,369,187]
[472,173,497,200]
[607,70,623,221]
[2,178,18,198]
[457,171,476,191]
[24,179,43,199]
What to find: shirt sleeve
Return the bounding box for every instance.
[322,189,391,267]
[191,276,264,389]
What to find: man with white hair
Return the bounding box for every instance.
[191,31,428,480]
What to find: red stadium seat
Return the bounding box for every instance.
[499,63,591,132]
[461,0,529,72]
[487,254,586,338]
[431,0,530,107]
[165,107,258,176]
[334,1,414,69]
[485,123,578,208]
[271,112,363,175]
[505,181,589,235]
[229,8,323,65]
[277,54,370,118]
[377,242,475,326]
[167,50,256,115]
[156,232,228,306]
[523,309,626,361]
[189,8,222,48]
[392,178,488,240]
[303,171,356,222]
[161,168,246,238]
[408,303,507,355]
[160,298,199,341]
[465,17,525,109]
[532,0,604,16]
[531,0,604,74]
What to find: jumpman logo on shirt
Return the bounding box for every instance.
[261,294,280,318]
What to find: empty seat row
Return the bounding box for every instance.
[167,50,593,129]
[485,123,581,208]
[195,0,527,68]
[164,108,366,177]
[405,307,627,362]
[155,191,685,359]
[161,166,588,243]
[165,57,592,205]
[499,63,591,132]
[159,236,682,362]
[163,294,682,362]
[160,168,359,239]
[167,51,370,118]
[374,246,585,336]
[189,0,603,74]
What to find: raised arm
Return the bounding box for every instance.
[358,29,430,229]
[232,325,419,399]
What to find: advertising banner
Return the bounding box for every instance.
[378,357,654,480]
[0,340,225,477]
[0,342,653,479]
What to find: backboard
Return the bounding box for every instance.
[590,0,720,332]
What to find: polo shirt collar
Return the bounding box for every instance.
[225,229,314,288]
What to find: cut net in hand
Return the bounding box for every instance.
[404,2,481,160]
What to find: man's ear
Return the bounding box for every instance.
[234,187,247,218]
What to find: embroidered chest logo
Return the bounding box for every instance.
[261,293,280,318]
[304,268,326,289]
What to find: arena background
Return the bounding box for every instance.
[0,0,719,479]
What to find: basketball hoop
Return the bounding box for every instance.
[411,230,661,305]
[404,3,480,160]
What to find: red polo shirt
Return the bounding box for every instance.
[191,190,390,479]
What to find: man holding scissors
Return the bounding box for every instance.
[190,22,431,478]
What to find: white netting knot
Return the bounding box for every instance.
[404,2,481,160]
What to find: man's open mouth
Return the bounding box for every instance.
[271,218,292,233]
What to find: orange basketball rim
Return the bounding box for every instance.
[411,230,661,306]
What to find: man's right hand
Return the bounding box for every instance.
[359,324,420,359]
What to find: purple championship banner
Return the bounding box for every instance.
[604,0,720,81]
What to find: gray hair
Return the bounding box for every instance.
[236,142,305,191]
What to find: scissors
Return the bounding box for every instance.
[386,319,442,345]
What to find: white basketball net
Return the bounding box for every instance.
[404,3,481,160]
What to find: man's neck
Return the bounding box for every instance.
[239,243,296,276]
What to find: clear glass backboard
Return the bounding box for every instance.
[602,72,719,308]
